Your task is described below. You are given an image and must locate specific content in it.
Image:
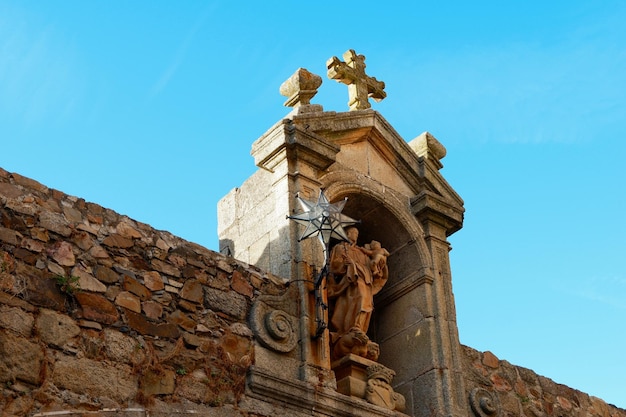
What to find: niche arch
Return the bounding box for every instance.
[323,172,434,292]
[323,172,439,390]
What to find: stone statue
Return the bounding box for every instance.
[359,240,390,279]
[327,226,389,361]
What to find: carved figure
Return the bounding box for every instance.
[365,364,406,412]
[327,227,389,360]
[360,240,390,279]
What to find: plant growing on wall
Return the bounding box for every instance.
[54,274,81,295]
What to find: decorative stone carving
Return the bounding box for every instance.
[332,327,380,362]
[279,67,323,111]
[327,49,386,110]
[250,295,298,353]
[408,131,447,161]
[469,387,501,417]
[332,354,405,412]
[365,363,406,412]
[327,226,389,361]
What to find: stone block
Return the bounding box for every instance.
[143,270,164,290]
[231,270,253,298]
[102,233,134,248]
[168,310,197,332]
[142,300,163,319]
[104,328,145,364]
[39,211,71,237]
[141,368,176,396]
[18,264,66,311]
[180,278,203,303]
[0,329,44,385]
[115,291,141,313]
[125,308,180,338]
[52,356,137,402]
[94,265,120,284]
[75,292,120,325]
[35,308,80,348]
[71,265,106,292]
[123,275,151,300]
[47,241,75,267]
[204,287,247,320]
[0,305,34,336]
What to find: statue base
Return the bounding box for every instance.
[331,354,406,412]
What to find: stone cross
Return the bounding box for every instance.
[327,49,386,110]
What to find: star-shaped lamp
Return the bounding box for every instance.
[287,189,359,338]
[288,189,359,267]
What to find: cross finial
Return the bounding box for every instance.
[327,49,386,111]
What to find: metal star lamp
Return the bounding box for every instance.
[287,189,359,338]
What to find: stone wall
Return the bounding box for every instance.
[0,168,294,416]
[3,165,626,417]
[461,346,626,417]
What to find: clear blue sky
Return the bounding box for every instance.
[1,0,625,408]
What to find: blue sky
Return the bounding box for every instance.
[1,0,625,408]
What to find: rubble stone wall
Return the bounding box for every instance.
[2,167,625,417]
[0,168,293,416]
[461,345,626,417]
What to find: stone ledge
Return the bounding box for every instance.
[247,366,408,417]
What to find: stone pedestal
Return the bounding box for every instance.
[332,354,406,412]
[333,354,373,398]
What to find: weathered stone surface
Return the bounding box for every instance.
[151,258,181,277]
[143,270,164,290]
[30,227,50,242]
[205,287,247,320]
[142,300,163,319]
[178,299,199,312]
[62,205,83,223]
[75,292,120,324]
[0,182,23,199]
[125,309,180,338]
[0,305,34,336]
[21,237,45,253]
[71,265,107,293]
[102,233,134,248]
[0,290,36,312]
[141,369,176,396]
[35,308,80,347]
[94,265,119,284]
[0,226,21,245]
[89,243,110,259]
[123,275,151,300]
[78,319,102,330]
[17,264,67,310]
[0,330,44,384]
[103,328,145,364]
[11,172,46,191]
[2,166,623,417]
[115,291,141,313]
[232,269,253,298]
[39,211,72,236]
[47,241,75,266]
[180,278,203,304]
[117,220,142,239]
[167,278,184,288]
[52,356,137,402]
[483,350,499,368]
[168,310,197,332]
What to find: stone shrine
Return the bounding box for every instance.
[0,50,624,417]
[219,50,466,416]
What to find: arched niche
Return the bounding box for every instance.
[323,172,433,294]
[323,174,436,379]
